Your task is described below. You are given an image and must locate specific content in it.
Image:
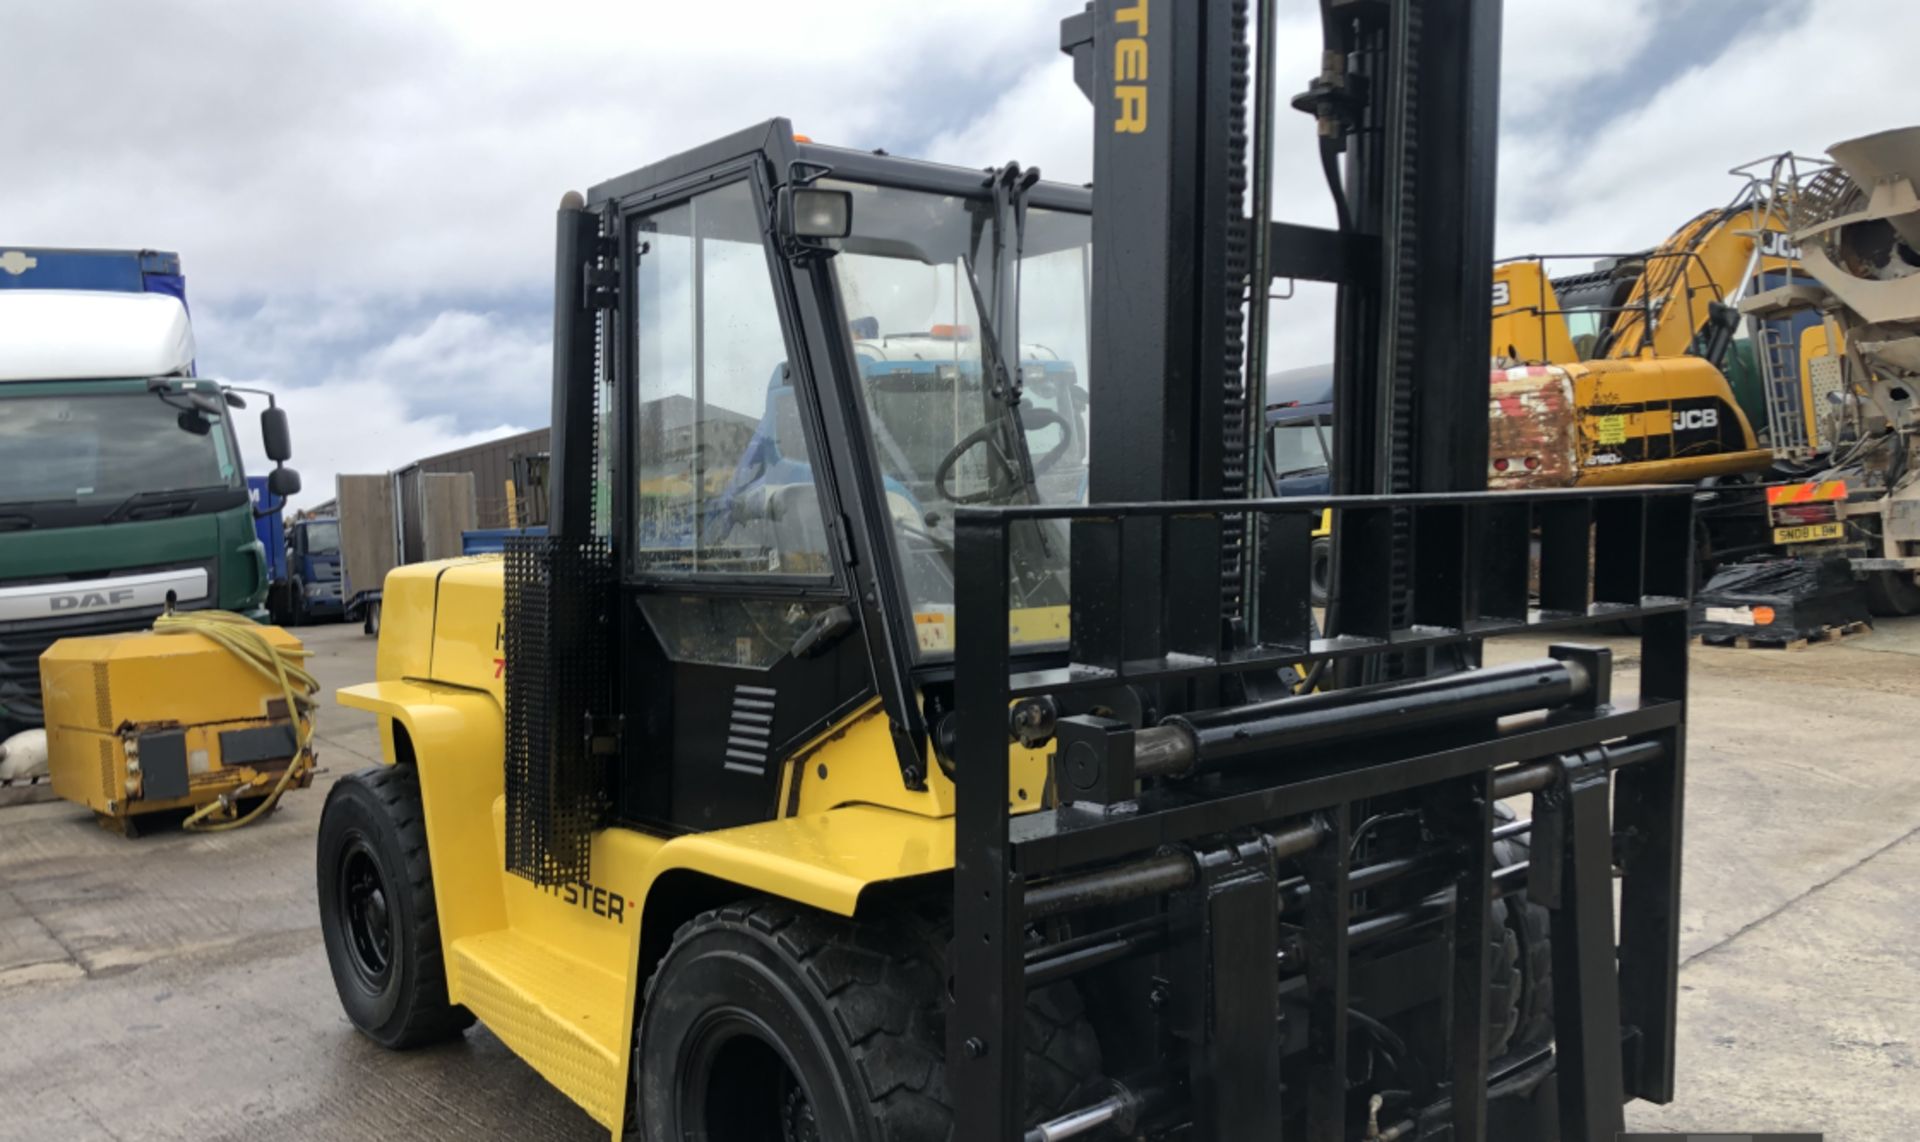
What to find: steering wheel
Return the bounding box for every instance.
[933,407,1074,505]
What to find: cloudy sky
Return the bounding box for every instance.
[8,0,1918,505]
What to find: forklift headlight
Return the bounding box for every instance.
[782,187,852,240]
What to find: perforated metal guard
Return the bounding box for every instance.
[504,535,614,885]
[1810,354,1846,451]
[1792,166,1859,233]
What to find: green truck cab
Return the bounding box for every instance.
[0,248,299,740]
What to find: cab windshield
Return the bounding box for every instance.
[1562,307,1608,359]
[304,520,341,553]
[1269,418,1331,479]
[0,388,241,526]
[826,181,1091,657]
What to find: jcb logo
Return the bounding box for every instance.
[50,588,134,612]
[1491,280,1511,307]
[1113,1,1148,134]
[1673,408,1719,432]
[1757,229,1801,260]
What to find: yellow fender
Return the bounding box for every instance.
[339,680,511,943]
[342,680,959,921]
[339,680,958,1138]
[640,805,956,916]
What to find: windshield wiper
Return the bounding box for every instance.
[0,497,79,533]
[958,257,1043,505]
[958,162,1045,506]
[959,258,1023,408]
[101,485,227,524]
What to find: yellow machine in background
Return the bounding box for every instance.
[40,613,316,835]
[1488,157,1825,488]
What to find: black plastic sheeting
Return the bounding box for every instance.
[1691,555,1870,642]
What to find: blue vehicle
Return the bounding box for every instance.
[248,475,291,620]
[286,516,344,624]
[460,526,547,555]
[1262,364,1334,604]
[1262,363,1333,496]
[246,477,341,625]
[0,247,190,305]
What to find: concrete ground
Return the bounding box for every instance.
[2,619,1916,1140]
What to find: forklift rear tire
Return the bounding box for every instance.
[317,766,474,1049]
[634,898,1103,1141]
[1863,569,1920,617]
[1309,536,1332,608]
[1492,803,1555,1054]
[1485,897,1523,1059]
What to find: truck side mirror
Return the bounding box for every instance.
[267,467,302,498]
[261,407,293,462]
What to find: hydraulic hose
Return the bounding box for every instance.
[152,610,319,831]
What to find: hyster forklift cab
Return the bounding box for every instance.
[326,2,1693,1141]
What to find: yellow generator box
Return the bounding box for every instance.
[40,625,311,828]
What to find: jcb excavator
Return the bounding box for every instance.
[319,2,1694,1140]
[1488,155,1823,489]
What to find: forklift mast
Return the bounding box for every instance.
[1063,0,1499,502]
[939,2,1687,1139]
[494,3,1692,1139]
[1062,0,1501,678]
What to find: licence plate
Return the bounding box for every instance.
[1772,521,1845,544]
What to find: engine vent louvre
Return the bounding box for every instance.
[93,661,112,729]
[723,685,775,776]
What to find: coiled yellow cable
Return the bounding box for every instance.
[151,610,319,831]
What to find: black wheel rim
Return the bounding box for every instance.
[780,1076,821,1142]
[337,835,394,991]
[677,1010,818,1142]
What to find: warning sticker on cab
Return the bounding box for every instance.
[915,610,954,652]
[1594,415,1627,445]
[914,606,1071,653]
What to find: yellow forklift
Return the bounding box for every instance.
[323,3,1694,1139]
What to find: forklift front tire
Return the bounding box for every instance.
[634,898,1103,1141]
[1493,803,1555,1055]
[317,766,473,1049]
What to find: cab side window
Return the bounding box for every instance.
[631,180,833,578]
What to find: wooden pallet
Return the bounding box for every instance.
[0,773,58,808]
[1696,620,1872,651]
